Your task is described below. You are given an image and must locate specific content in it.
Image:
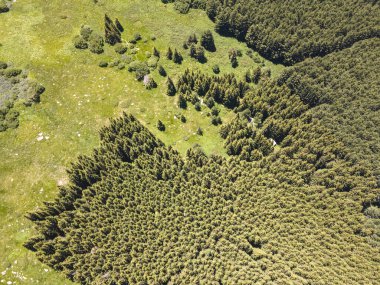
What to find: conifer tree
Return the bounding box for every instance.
[201,30,216,52]
[158,65,167,77]
[166,47,173,60]
[173,49,183,64]
[104,14,121,45]
[166,77,176,96]
[157,120,165,131]
[153,47,160,58]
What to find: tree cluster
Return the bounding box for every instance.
[175,69,250,109]
[169,0,380,65]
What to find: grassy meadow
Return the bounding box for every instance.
[0,0,283,284]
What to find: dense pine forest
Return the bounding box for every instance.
[0,0,379,284]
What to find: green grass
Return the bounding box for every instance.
[0,0,284,284]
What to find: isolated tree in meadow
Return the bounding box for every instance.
[167,77,176,96]
[173,49,183,64]
[201,30,216,52]
[157,120,165,131]
[153,47,160,58]
[166,47,173,60]
[104,14,121,45]
[158,65,167,77]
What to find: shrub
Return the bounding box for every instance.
[174,0,191,14]
[4,68,22,78]
[88,33,104,54]
[0,61,7,69]
[205,97,215,108]
[114,43,127,54]
[147,57,159,69]
[128,61,150,80]
[98,61,108,68]
[211,115,222,125]
[73,35,88,49]
[212,64,220,74]
[157,120,165,131]
[117,63,125,70]
[211,106,220,116]
[180,115,186,123]
[196,127,203,135]
[80,25,93,41]
[144,75,157,90]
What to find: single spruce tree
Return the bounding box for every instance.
[173,49,183,64]
[157,120,165,131]
[201,30,216,52]
[166,47,173,60]
[167,77,176,96]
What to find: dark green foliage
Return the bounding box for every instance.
[173,49,183,64]
[104,14,121,46]
[175,69,249,109]
[0,0,9,13]
[228,49,238,68]
[180,114,186,123]
[0,64,45,131]
[80,25,93,41]
[73,35,88,49]
[166,47,173,60]
[194,101,201,111]
[115,18,124,32]
[157,119,165,131]
[26,108,380,284]
[189,45,206,63]
[177,93,187,109]
[128,61,150,81]
[166,77,176,96]
[0,61,7,69]
[174,0,191,13]
[144,76,157,90]
[211,0,379,64]
[88,33,104,54]
[211,115,221,125]
[158,65,166,77]
[153,47,160,58]
[98,61,108,68]
[196,126,203,135]
[187,33,198,45]
[200,30,216,52]
[114,43,128,54]
[212,64,219,74]
[4,68,22,78]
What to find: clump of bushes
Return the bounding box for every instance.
[73,25,104,54]
[73,35,88,49]
[212,64,220,74]
[0,61,8,69]
[88,33,104,54]
[174,0,191,14]
[128,61,150,80]
[98,61,108,68]
[114,43,128,54]
[4,68,22,78]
